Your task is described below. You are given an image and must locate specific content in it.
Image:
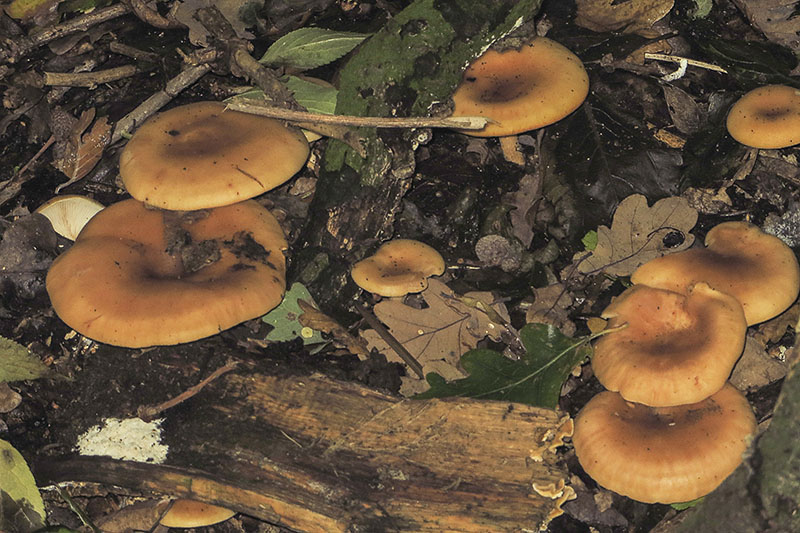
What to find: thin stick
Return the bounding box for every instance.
[355,303,425,379]
[644,53,728,74]
[227,100,490,130]
[43,65,140,87]
[56,486,102,533]
[137,360,238,422]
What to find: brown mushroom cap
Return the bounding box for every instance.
[46,199,287,347]
[351,239,445,297]
[160,500,235,528]
[726,85,800,149]
[572,384,756,504]
[119,101,309,210]
[592,283,746,407]
[631,221,800,326]
[450,37,589,137]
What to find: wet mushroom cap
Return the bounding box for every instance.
[592,282,746,407]
[450,37,589,137]
[572,384,756,504]
[119,101,309,210]
[631,221,800,326]
[35,195,104,241]
[160,500,235,528]
[351,239,445,297]
[726,85,800,149]
[46,199,288,347]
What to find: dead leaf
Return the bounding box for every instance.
[573,194,697,277]
[730,335,789,391]
[752,302,800,345]
[662,85,705,135]
[733,0,800,53]
[297,299,370,357]
[361,279,507,395]
[52,108,111,192]
[525,283,577,337]
[575,0,674,36]
[503,173,542,248]
[174,0,257,47]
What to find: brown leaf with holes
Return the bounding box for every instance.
[52,107,111,191]
[573,194,697,277]
[361,279,507,395]
[575,0,674,37]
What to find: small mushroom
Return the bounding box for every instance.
[35,195,104,241]
[572,383,756,504]
[160,499,235,528]
[592,283,746,407]
[351,239,445,297]
[726,85,800,149]
[119,101,310,211]
[631,221,800,326]
[46,199,288,347]
[450,37,589,137]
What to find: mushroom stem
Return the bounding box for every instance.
[355,303,425,379]
[226,100,490,130]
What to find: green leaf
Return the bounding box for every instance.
[671,496,705,510]
[259,28,369,70]
[0,337,48,383]
[262,283,327,347]
[284,76,338,115]
[415,323,592,409]
[0,440,46,532]
[581,230,598,251]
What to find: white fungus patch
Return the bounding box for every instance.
[75,417,168,463]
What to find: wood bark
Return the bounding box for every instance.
[34,373,572,532]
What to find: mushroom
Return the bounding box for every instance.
[351,239,445,297]
[119,101,310,211]
[572,383,756,504]
[449,36,589,162]
[631,221,800,326]
[35,195,104,241]
[160,499,235,528]
[592,282,746,407]
[46,199,288,347]
[726,85,800,149]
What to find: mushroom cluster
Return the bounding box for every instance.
[46,101,309,347]
[573,221,800,504]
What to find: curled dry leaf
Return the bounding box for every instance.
[526,283,577,337]
[52,107,111,192]
[573,194,698,277]
[575,0,674,36]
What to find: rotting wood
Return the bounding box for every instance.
[34,373,571,532]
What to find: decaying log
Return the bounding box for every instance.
[34,373,572,532]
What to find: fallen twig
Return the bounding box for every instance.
[43,65,141,87]
[355,303,424,379]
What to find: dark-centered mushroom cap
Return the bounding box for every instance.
[572,384,756,504]
[351,239,445,297]
[726,85,800,149]
[631,221,800,325]
[160,500,235,528]
[450,37,589,137]
[46,199,288,347]
[119,101,309,210]
[592,282,746,407]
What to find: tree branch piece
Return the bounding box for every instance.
[355,303,424,378]
[43,65,141,88]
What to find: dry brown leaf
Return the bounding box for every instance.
[52,107,111,192]
[361,279,507,395]
[730,335,789,391]
[503,173,542,248]
[574,194,697,277]
[733,0,800,53]
[525,283,577,337]
[297,299,370,358]
[752,301,800,345]
[575,0,674,36]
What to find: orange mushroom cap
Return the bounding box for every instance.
[573,384,756,504]
[119,101,309,210]
[160,500,235,528]
[726,85,800,149]
[351,239,445,297]
[450,37,589,137]
[631,221,800,326]
[46,199,287,347]
[592,283,746,407]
